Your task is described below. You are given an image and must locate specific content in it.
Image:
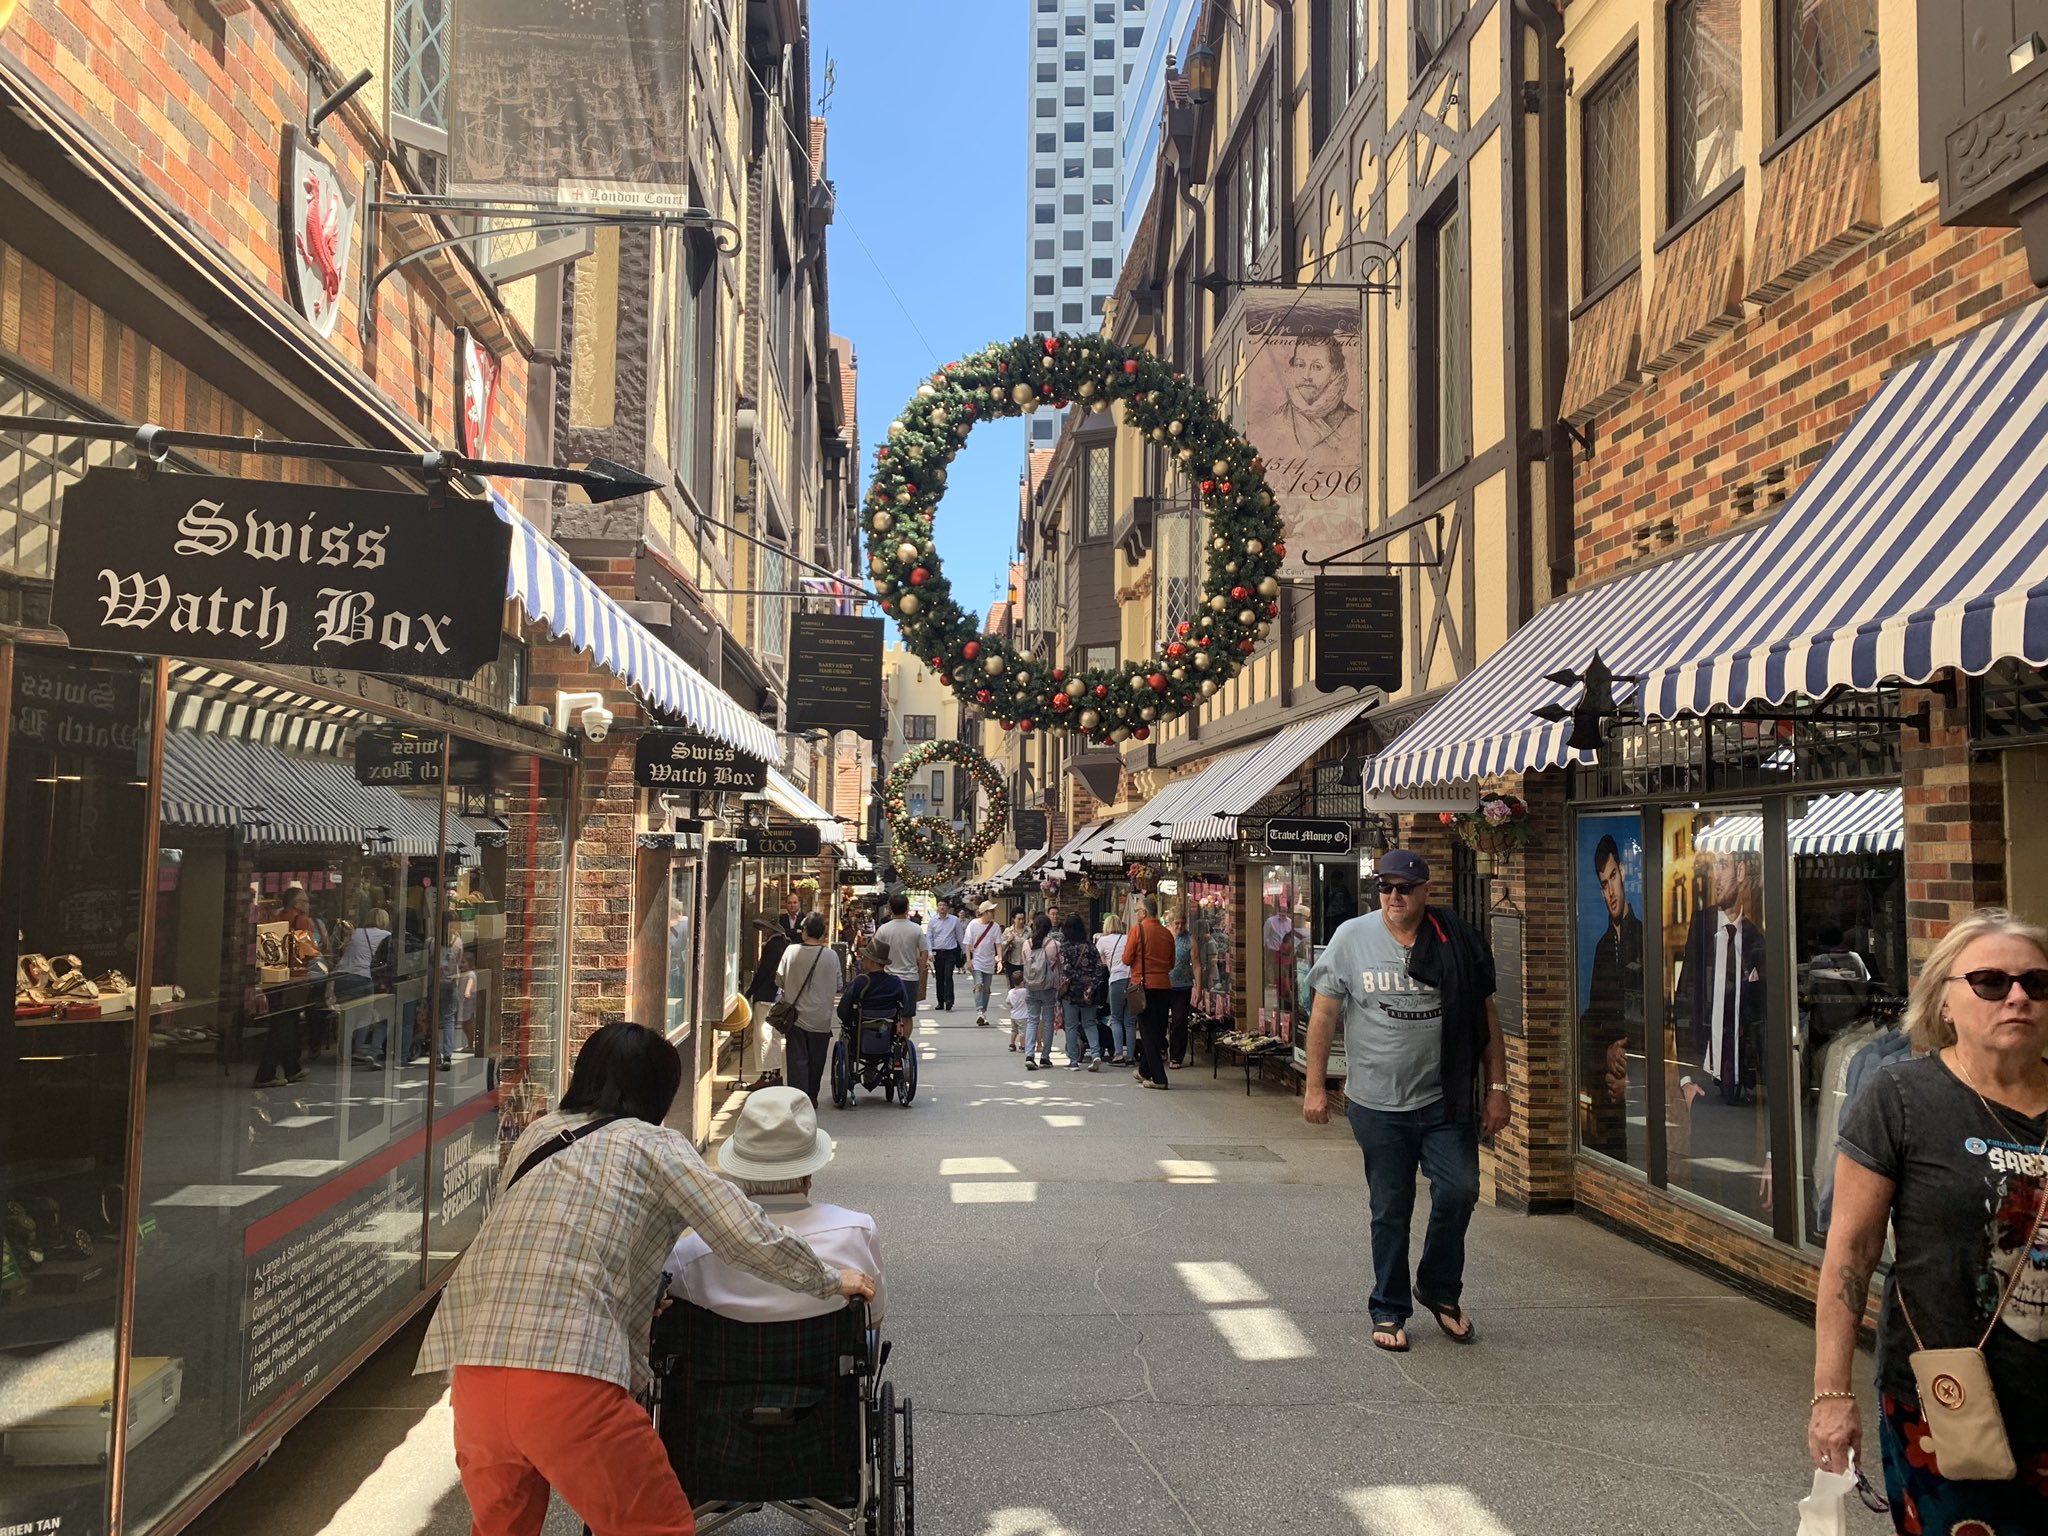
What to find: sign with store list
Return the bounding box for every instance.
[633,730,769,792]
[1012,809,1049,850]
[50,468,512,678]
[1313,574,1402,694]
[787,614,884,736]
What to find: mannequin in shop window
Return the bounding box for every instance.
[1674,849,1766,1108]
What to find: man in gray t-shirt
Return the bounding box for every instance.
[873,892,929,1002]
[1303,848,1506,1354]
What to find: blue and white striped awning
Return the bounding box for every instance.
[494,492,778,760]
[1691,789,1903,856]
[1170,699,1376,843]
[1639,295,2048,718]
[161,730,450,854]
[1368,530,1767,790]
[1118,746,1262,856]
[764,767,846,845]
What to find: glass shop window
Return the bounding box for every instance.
[1573,811,1651,1177]
[0,647,154,1536]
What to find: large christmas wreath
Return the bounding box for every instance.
[866,334,1285,742]
[882,741,1007,882]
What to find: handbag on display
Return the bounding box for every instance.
[1895,1145,2048,1481]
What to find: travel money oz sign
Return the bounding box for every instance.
[633,729,769,793]
[50,468,512,678]
[1260,817,1354,856]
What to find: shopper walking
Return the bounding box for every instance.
[1122,896,1175,1089]
[964,900,1004,1025]
[1096,914,1131,1065]
[1019,913,1061,1070]
[874,891,929,1010]
[927,897,964,1011]
[1167,912,1195,1069]
[1057,914,1106,1071]
[419,1021,873,1536]
[1003,911,1030,985]
[1810,908,2048,1533]
[775,914,842,1107]
[1302,849,1508,1353]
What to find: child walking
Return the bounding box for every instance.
[1007,980,1031,1053]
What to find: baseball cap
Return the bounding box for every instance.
[1377,849,1431,884]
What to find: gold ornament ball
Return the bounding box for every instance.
[1259,576,1279,597]
[1140,707,1157,722]
[1239,608,1258,625]
[1011,382,1036,406]
[1212,458,1229,475]
[1194,652,1212,670]
[897,541,919,563]
[1078,379,1097,397]
[872,512,893,532]
[900,593,921,614]
[1200,680,1218,697]
[917,384,936,398]
[1209,595,1228,612]
[983,654,1006,675]
[1079,709,1100,730]
[888,420,905,436]
[1065,679,1084,698]
[1246,539,1264,554]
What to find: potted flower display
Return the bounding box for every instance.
[1440,793,1532,856]
[1126,860,1158,892]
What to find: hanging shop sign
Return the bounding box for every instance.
[633,730,769,792]
[1260,817,1354,857]
[354,728,445,786]
[281,126,356,339]
[1491,911,1525,1038]
[50,468,512,678]
[457,327,500,457]
[787,614,885,736]
[737,825,823,859]
[1012,809,1048,849]
[1313,574,1402,694]
[448,0,689,210]
[1241,290,1365,577]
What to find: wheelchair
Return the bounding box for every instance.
[649,1298,914,1536]
[830,1017,917,1108]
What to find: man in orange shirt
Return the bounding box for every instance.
[1122,895,1176,1089]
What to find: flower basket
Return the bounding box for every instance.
[1441,793,1532,856]
[1126,861,1157,892]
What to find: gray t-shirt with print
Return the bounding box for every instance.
[1307,911,1444,1112]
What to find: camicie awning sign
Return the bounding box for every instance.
[50,468,512,679]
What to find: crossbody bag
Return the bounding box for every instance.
[768,946,826,1030]
[1894,1085,2048,1482]
[506,1116,622,1190]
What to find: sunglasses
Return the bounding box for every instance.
[1947,968,2048,1002]
[1378,880,1423,896]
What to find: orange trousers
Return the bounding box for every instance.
[451,1365,694,1536]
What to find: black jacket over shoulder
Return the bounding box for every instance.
[1406,904,1498,1124]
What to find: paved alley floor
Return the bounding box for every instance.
[184,1013,1881,1536]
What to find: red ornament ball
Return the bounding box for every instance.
[1148,673,1168,692]
[1020,719,1036,733]
[1200,480,1216,495]
[1043,337,1060,354]
[976,689,993,705]
[1166,642,1187,660]
[1122,359,1140,374]
[1132,726,1149,741]
[1051,667,1065,682]
[909,568,930,586]
[1094,684,1109,699]
[1230,585,1250,602]
[962,640,982,661]
[1051,693,1071,712]
[1197,636,1212,648]
[1176,621,1192,638]
[1238,639,1256,654]
[1274,542,1286,557]
[940,675,953,686]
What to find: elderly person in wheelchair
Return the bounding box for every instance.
[657,1087,914,1535]
[667,1087,884,1325]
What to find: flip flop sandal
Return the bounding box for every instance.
[1370,1320,1409,1353]
[1413,1289,1477,1344]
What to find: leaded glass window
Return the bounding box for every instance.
[1777,0,1877,129]
[1669,0,1741,217]
[1581,52,1640,293]
[392,0,450,128]
[1086,447,1112,540]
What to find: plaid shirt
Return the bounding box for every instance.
[416,1112,841,1394]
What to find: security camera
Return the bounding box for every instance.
[555,690,613,744]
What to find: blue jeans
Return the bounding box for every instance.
[1345,1098,1481,1325]
[1025,989,1058,1057]
[1061,997,1094,1063]
[1103,978,1130,1058]
[972,969,995,1014]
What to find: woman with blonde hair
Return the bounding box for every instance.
[1096,912,1131,1065]
[1810,908,2048,1531]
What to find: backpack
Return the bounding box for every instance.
[1021,942,1052,991]
[1062,937,1105,1004]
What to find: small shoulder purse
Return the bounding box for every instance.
[1895,1147,2048,1481]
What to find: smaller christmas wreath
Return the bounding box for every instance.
[883,741,1008,882]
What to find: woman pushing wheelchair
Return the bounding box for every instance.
[417,1021,874,1536]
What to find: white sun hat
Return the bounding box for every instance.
[717,1086,836,1182]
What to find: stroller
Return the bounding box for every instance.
[650,1298,914,1535]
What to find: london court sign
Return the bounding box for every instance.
[51,468,512,678]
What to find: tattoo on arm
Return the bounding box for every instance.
[1834,1264,1873,1317]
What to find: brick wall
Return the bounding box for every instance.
[1573,202,2036,585]
[6,0,528,460]
[1901,683,2007,961]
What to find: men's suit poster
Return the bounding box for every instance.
[1575,814,1645,1169]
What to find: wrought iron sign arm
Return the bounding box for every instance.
[364,204,742,301]
[0,413,662,503]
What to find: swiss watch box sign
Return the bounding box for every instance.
[633,729,770,793]
[50,467,513,679]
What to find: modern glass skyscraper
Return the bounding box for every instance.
[1024,0,1149,446]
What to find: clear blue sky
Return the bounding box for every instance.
[813,0,1028,621]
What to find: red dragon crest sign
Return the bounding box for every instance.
[281,127,355,339]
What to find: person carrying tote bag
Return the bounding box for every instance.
[1810,908,2048,1533]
